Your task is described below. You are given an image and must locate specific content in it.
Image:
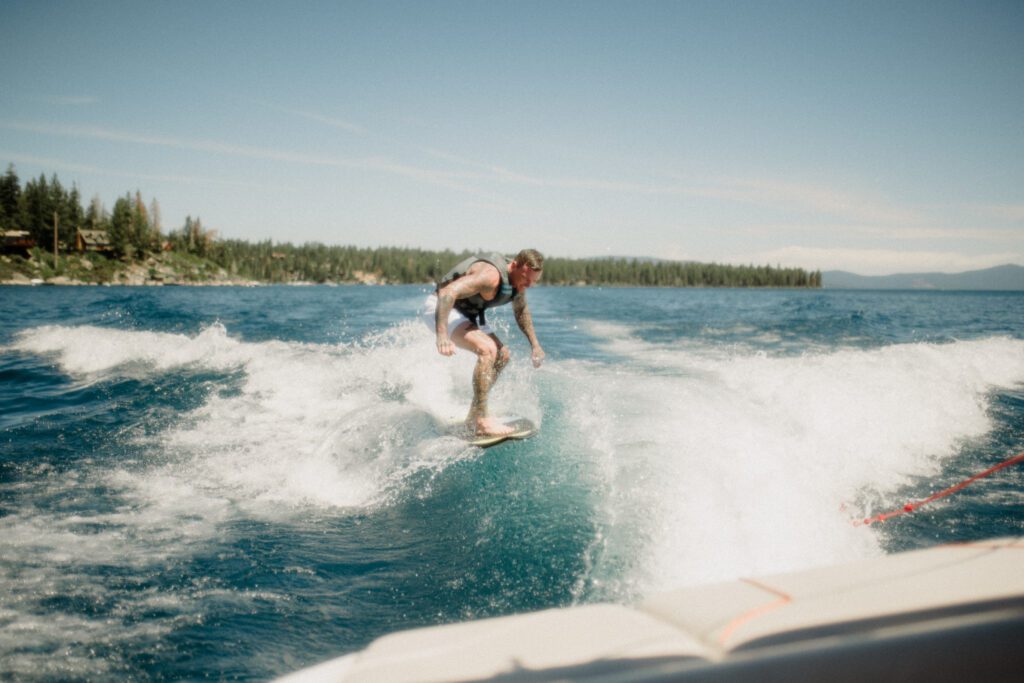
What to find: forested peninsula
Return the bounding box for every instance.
[0,165,821,288]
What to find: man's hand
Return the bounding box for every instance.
[437,334,455,356]
[434,263,500,358]
[531,345,545,368]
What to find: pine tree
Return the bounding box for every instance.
[85,194,108,231]
[109,194,134,258]
[64,184,83,245]
[20,174,52,246]
[0,164,20,231]
[149,198,162,249]
[130,191,152,255]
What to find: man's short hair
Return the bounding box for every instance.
[514,248,544,271]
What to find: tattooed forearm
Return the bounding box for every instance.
[513,294,539,345]
[514,293,545,367]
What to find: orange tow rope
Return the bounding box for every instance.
[855,450,1024,526]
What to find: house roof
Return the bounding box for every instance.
[77,229,111,245]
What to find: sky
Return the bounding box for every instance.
[1,0,1022,276]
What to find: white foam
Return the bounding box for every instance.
[557,334,1024,596]
[3,318,549,675]
[0,472,222,677]
[7,318,1022,623]
[9,320,540,513]
[9,322,243,375]
[151,320,543,512]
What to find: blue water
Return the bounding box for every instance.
[1,285,1023,680]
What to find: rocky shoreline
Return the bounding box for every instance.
[0,253,393,287]
[1,255,259,286]
[1,274,263,286]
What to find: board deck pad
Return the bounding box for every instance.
[450,417,538,448]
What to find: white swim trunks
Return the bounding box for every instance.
[421,294,494,337]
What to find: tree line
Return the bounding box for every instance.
[541,256,820,287]
[199,241,821,288]
[1,164,820,287]
[0,164,214,259]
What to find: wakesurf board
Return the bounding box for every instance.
[450,416,538,448]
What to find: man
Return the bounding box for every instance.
[422,249,545,436]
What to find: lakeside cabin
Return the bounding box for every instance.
[75,229,113,254]
[0,229,34,255]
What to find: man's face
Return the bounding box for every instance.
[511,262,541,290]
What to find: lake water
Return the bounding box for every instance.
[2,285,1023,680]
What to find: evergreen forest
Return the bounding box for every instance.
[0,164,821,288]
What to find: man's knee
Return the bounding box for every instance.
[474,338,499,363]
[497,346,511,365]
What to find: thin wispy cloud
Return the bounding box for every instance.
[266,106,490,189]
[5,120,1018,266]
[727,220,1018,243]
[32,95,99,106]
[855,225,1020,242]
[420,148,546,186]
[0,117,789,210]
[273,105,366,135]
[728,245,1022,276]
[672,175,927,227]
[0,150,288,193]
[1,120,340,165]
[0,152,105,176]
[420,147,681,193]
[261,110,512,194]
[414,148,1021,255]
[424,153,1011,246]
[358,155,491,193]
[0,119,483,194]
[980,203,1024,224]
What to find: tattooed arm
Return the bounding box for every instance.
[434,263,500,356]
[513,291,545,368]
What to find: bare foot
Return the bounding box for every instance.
[474,416,515,437]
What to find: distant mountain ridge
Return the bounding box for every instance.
[823,264,1024,290]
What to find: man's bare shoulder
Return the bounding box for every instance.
[440,261,500,297]
[465,260,501,285]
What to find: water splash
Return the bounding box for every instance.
[558,324,1024,596]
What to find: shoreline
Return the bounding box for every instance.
[0,276,383,287]
[0,256,393,288]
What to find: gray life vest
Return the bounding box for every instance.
[438,253,516,327]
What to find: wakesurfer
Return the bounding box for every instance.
[422,249,545,436]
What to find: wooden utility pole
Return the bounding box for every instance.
[53,211,59,270]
